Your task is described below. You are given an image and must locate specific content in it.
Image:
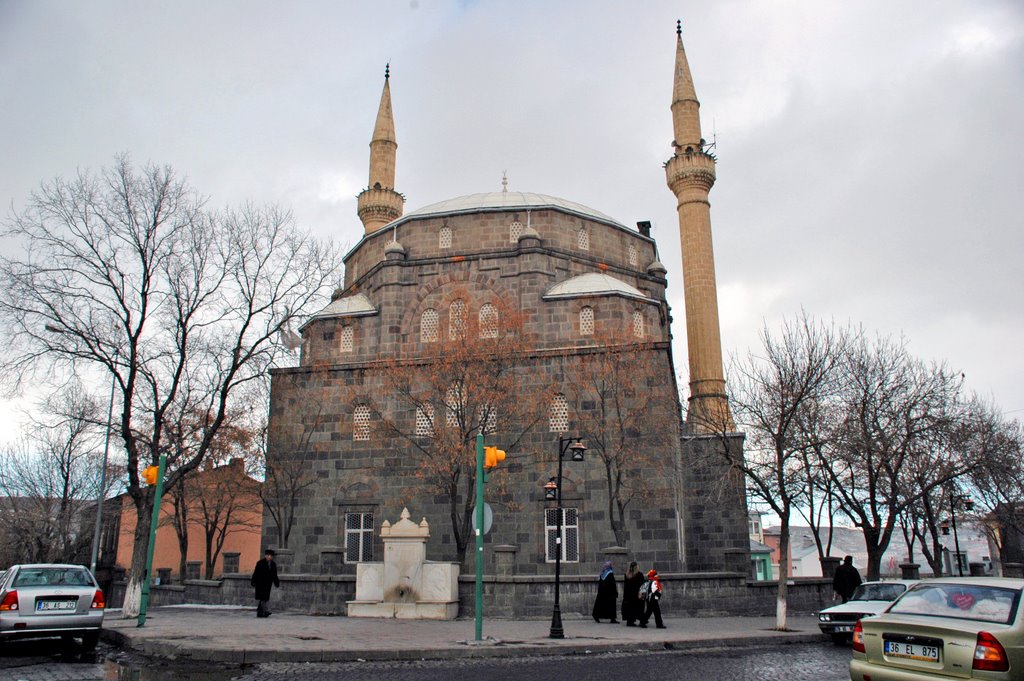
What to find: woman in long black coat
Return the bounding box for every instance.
[621,561,645,626]
[592,560,619,623]
[251,549,280,618]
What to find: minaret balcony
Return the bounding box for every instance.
[664,151,716,195]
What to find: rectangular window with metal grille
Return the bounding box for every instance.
[544,507,579,562]
[344,512,374,563]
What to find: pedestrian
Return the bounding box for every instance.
[621,560,646,626]
[592,560,619,623]
[251,549,280,618]
[833,555,862,604]
[640,568,665,629]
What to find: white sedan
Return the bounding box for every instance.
[819,580,916,643]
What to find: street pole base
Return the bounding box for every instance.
[549,605,564,639]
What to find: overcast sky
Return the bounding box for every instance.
[2,0,1022,432]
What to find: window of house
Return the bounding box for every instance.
[509,220,523,243]
[353,405,371,441]
[479,303,498,339]
[549,393,569,432]
[449,299,466,339]
[421,308,438,343]
[439,225,452,249]
[345,511,374,563]
[415,404,434,436]
[632,310,644,338]
[628,243,638,267]
[340,326,354,353]
[545,507,579,563]
[577,228,590,250]
[580,306,594,336]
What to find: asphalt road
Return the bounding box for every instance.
[0,640,853,681]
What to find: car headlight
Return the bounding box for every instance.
[819,613,830,622]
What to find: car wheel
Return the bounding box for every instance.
[831,633,850,645]
[81,631,99,651]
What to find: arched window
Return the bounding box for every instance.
[449,299,466,339]
[577,228,590,250]
[421,308,438,343]
[479,303,498,339]
[509,220,523,243]
[478,405,497,434]
[415,404,434,437]
[353,405,371,441]
[549,394,569,432]
[446,383,464,428]
[580,306,594,336]
[628,243,638,267]
[340,326,354,353]
[439,225,452,249]
[632,310,645,338]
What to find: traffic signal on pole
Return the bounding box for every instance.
[483,446,506,470]
[142,465,159,486]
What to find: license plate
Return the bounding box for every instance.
[36,600,76,612]
[834,625,853,633]
[884,640,940,662]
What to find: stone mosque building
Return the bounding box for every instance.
[266,25,750,608]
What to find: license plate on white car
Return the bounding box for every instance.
[834,625,853,633]
[36,600,76,611]
[884,640,940,662]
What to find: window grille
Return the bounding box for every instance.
[449,299,466,339]
[439,226,452,249]
[479,303,498,339]
[628,243,638,267]
[340,326,354,353]
[478,405,497,434]
[353,405,371,441]
[545,507,579,562]
[446,383,463,428]
[421,308,438,343]
[415,404,434,436]
[549,393,569,432]
[580,306,594,336]
[632,310,644,338]
[509,220,523,243]
[345,512,374,563]
[577,228,590,250]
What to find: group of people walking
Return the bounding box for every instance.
[593,560,666,628]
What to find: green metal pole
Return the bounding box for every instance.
[474,433,484,641]
[137,454,167,627]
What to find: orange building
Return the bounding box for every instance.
[114,458,262,581]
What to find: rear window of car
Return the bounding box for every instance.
[889,583,1021,625]
[12,568,93,588]
[852,583,907,602]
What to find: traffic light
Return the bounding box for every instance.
[142,465,159,485]
[484,446,506,470]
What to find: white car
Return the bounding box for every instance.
[819,580,916,643]
[0,563,105,650]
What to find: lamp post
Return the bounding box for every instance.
[546,436,585,639]
[948,490,974,577]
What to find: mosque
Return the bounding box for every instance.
[265,23,750,608]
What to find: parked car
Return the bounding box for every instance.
[850,576,1024,680]
[819,579,916,643]
[0,563,105,650]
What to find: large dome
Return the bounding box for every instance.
[398,191,626,229]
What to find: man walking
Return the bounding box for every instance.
[833,555,862,604]
[251,549,280,618]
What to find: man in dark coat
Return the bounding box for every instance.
[592,560,619,623]
[833,555,862,603]
[251,549,280,618]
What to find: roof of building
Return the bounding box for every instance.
[402,192,626,228]
[308,292,378,321]
[543,272,651,301]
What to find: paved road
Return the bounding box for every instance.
[0,642,852,681]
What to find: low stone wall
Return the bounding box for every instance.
[109,572,830,618]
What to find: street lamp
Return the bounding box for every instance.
[546,436,585,639]
[947,490,974,577]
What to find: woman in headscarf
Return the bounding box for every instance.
[640,568,665,629]
[592,560,619,623]
[621,560,646,626]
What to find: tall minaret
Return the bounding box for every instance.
[357,64,404,234]
[665,21,733,432]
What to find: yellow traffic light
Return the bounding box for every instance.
[484,446,506,470]
[142,465,159,485]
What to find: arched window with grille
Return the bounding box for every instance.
[449,299,466,339]
[421,308,438,343]
[340,326,354,353]
[580,306,594,336]
[353,405,371,441]
[446,383,464,428]
[632,310,645,338]
[549,393,569,432]
[439,225,452,249]
[509,220,523,243]
[415,404,434,437]
[577,228,590,250]
[628,243,638,267]
[479,303,498,339]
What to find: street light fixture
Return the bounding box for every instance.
[546,436,585,639]
[948,489,974,577]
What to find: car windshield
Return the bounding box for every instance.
[888,583,1021,625]
[851,583,907,602]
[12,567,92,588]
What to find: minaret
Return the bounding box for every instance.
[357,64,404,234]
[665,21,734,432]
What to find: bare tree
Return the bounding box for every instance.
[966,405,1024,571]
[0,156,340,616]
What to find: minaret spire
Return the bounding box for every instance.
[664,21,733,432]
[357,64,404,234]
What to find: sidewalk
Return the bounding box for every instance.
[101,607,826,664]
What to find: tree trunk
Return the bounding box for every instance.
[775,520,791,630]
[120,501,153,618]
